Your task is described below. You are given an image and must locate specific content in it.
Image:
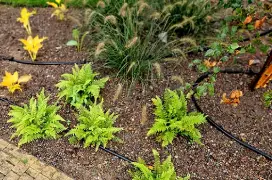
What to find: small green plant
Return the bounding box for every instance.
[263,90,272,108]
[129,149,190,180]
[21,158,28,164]
[8,89,66,147]
[148,89,206,147]
[56,63,108,108]
[66,28,89,52]
[65,101,122,150]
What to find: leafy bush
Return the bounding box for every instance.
[66,101,122,150]
[148,89,206,146]
[56,63,108,108]
[8,89,66,146]
[129,149,190,180]
[263,90,272,108]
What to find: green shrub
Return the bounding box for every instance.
[90,1,196,82]
[129,149,190,180]
[8,89,66,147]
[263,90,272,108]
[56,63,108,108]
[148,89,206,146]
[66,101,122,150]
[92,1,171,82]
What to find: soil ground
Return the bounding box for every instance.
[0,5,271,180]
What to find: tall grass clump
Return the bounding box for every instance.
[161,0,214,35]
[87,0,215,83]
[89,1,172,82]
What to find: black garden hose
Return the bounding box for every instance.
[192,68,272,161]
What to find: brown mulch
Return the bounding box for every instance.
[0,5,271,180]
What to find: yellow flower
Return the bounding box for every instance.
[0,71,31,93]
[19,36,48,61]
[17,8,36,35]
[47,0,67,20]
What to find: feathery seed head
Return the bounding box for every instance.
[119,3,128,17]
[104,15,117,25]
[96,0,105,8]
[113,83,123,102]
[95,42,105,57]
[125,36,138,49]
[153,62,162,78]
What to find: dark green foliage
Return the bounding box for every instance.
[91,1,197,82]
[263,90,272,108]
[162,0,214,35]
[91,1,171,82]
[66,101,122,150]
[56,64,108,108]
[129,149,190,180]
[218,0,253,9]
[8,89,66,147]
[148,89,206,146]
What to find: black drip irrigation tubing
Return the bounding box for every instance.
[0,56,88,65]
[1,69,272,162]
[0,28,271,164]
[192,68,272,161]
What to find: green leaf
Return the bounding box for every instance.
[72,29,80,40]
[66,40,78,46]
[230,43,240,50]
[213,67,220,74]
[205,49,215,57]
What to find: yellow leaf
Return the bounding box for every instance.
[0,71,18,87]
[17,8,36,35]
[8,84,22,94]
[0,71,31,93]
[47,1,67,20]
[47,2,58,8]
[19,36,47,61]
[18,75,32,83]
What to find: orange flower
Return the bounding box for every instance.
[221,90,243,107]
[255,16,267,29]
[243,15,252,25]
[204,59,217,68]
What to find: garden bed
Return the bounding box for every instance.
[0,4,271,180]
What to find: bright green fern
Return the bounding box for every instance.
[56,63,108,108]
[8,89,66,147]
[65,101,122,151]
[148,89,206,146]
[129,149,190,180]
